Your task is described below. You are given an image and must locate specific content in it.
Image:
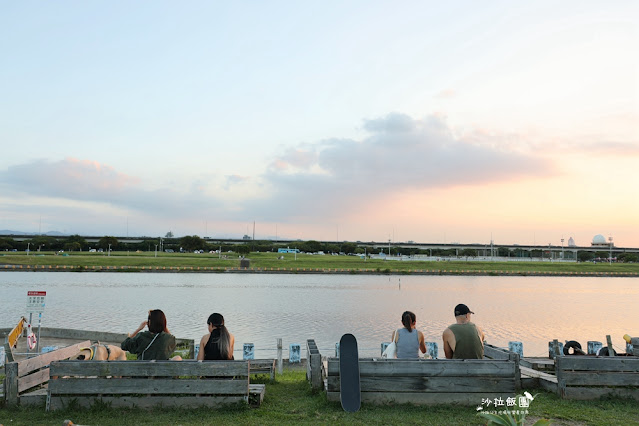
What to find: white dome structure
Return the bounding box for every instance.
[592,234,609,247]
[568,237,576,247]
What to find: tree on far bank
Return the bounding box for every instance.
[235,245,250,255]
[67,234,88,251]
[98,236,119,251]
[180,235,205,252]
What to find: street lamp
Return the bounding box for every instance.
[108,243,111,257]
[609,236,613,265]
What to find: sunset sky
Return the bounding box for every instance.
[2,1,638,247]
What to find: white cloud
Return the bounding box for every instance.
[244,113,555,221]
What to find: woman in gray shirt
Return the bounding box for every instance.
[392,311,427,359]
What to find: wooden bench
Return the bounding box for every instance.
[3,340,91,406]
[556,356,639,400]
[249,359,276,381]
[47,360,266,410]
[326,358,517,405]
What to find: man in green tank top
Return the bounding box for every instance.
[442,303,485,359]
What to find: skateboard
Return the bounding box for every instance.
[339,333,361,412]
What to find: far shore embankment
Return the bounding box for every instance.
[2,251,639,277]
[1,263,638,277]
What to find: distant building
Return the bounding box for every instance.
[568,237,576,247]
[242,235,251,240]
[591,234,612,247]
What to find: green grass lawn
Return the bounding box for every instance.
[1,251,638,275]
[1,370,638,425]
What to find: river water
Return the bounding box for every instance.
[1,272,637,358]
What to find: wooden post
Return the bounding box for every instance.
[606,335,614,357]
[3,341,14,363]
[5,361,18,406]
[509,352,521,390]
[277,338,283,375]
[551,339,561,358]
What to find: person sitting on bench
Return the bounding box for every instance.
[197,312,235,360]
[442,303,485,359]
[392,311,427,359]
[121,309,182,360]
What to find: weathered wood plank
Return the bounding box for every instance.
[17,368,49,393]
[519,366,557,382]
[50,360,249,377]
[18,340,91,377]
[4,341,15,363]
[18,388,47,406]
[327,358,515,377]
[556,356,639,372]
[49,378,248,395]
[49,395,247,410]
[309,352,323,391]
[483,344,511,360]
[561,371,639,386]
[4,362,19,406]
[561,386,639,401]
[327,391,513,405]
[249,359,275,380]
[327,376,515,393]
[631,337,639,346]
[249,384,265,407]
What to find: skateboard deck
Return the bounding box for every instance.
[339,333,361,412]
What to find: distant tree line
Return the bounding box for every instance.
[0,235,637,262]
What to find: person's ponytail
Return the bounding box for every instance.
[207,313,232,360]
[401,311,416,331]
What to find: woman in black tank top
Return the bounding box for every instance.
[197,313,235,360]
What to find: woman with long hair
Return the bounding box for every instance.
[121,309,181,360]
[197,313,235,360]
[391,311,427,359]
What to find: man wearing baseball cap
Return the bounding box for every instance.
[442,303,485,359]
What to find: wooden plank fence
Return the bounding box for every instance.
[556,356,639,400]
[326,358,517,405]
[3,340,91,406]
[47,360,265,410]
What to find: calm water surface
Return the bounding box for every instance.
[1,272,637,358]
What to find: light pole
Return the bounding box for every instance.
[155,245,158,258]
[27,242,30,255]
[561,238,564,261]
[108,243,111,257]
[609,236,613,265]
[388,239,391,257]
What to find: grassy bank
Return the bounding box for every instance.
[1,251,638,276]
[1,370,638,425]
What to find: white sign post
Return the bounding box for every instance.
[26,291,46,356]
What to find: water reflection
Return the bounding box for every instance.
[0,272,636,358]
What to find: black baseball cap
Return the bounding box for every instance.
[454,304,474,316]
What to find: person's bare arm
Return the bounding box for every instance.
[476,325,485,343]
[443,328,455,359]
[197,334,208,361]
[418,330,427,354]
